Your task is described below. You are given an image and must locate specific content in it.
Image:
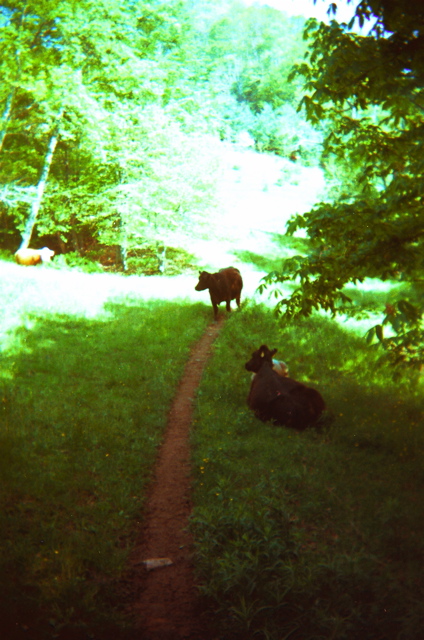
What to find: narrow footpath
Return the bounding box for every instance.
[125,318,225,640]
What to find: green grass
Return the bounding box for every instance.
[2,261,423,639]
[124,245,198,275]
[190,304,424,639]
[52,244,199,275]
[343,278,412,314]
[234,236,310,273]
[0,296,210,634]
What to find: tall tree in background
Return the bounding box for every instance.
[175,1,314,154]
[18,108,63,249]
[261,0,424,371]
[0,0,202,254]
[0,0,112,245]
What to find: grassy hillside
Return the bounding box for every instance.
[0,286,210,634]
[191,304,424,640]
[1,260,422,639]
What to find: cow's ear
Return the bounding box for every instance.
[271,348,278,357]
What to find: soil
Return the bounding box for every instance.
[121,316,226,640]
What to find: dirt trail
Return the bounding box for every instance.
[125,318,224,640]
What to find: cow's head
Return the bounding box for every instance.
[39,247,55,262]
[195,271,211,291]
[245,344,278,372]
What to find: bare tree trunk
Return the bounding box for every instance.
[0,90,15,154]
[70,221,82,254]
[55,232,67,254]
[18,108,64,250]
[119,215,128,271]
[156,241,167,274]
[119,244,128,271]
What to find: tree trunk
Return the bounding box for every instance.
[18,108,64,250]
[156,241,167,274]
[0,90,14,154]
[119,244,128,271]
[2,2,30,154]
[55,231,67,254]
[119,215,128,271]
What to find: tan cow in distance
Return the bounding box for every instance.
[15,247,55,266]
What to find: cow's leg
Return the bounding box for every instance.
[226,300,231,312]
[213,302,219,320]
[235,294,241,308]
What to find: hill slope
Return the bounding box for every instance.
[1,145,325,349]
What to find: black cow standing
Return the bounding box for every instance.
[195,267,243,320]
[245,344,326,431]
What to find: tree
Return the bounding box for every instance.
[0,0,200,257]
[183,2,309,149]
[0,0,110,246]
[18,108,63,249]
[260,0,424,371]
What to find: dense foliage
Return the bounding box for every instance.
[260,0,424,371]
[0,0,308,267]
[2,0,422,369]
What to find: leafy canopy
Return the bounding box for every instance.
[1,0,312,260]
[260,0,424,371]
[0,0,223,256]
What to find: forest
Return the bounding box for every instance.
[1,0,422,368]
[0,0,308,262]
[0,1,424,638]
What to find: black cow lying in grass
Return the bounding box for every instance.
[195,266,243,320]
[245,344,326,430]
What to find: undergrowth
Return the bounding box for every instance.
[191,303,424,639]
[234,236,310,274]
[0,298,209,636]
